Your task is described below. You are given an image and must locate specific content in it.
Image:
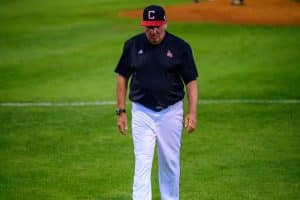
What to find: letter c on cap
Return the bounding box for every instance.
[148,10,155,20]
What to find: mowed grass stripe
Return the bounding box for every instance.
[1,104,299,200]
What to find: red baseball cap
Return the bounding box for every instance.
[141,5,167,26]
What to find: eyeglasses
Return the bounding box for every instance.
[145,26,164,33]
[145,26,160,29]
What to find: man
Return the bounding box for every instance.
[115,5,198,200]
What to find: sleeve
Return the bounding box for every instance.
[180,43,199,85]
[114,41,133,78]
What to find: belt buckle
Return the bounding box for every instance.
[155,106,164,112]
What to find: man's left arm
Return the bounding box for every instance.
[185,80,198,133]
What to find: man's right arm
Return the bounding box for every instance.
[116,74,128,134]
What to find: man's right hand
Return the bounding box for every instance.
[117,113,128,135]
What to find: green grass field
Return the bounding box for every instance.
[1,0,300,199]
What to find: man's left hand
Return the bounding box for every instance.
[184,112,197,133]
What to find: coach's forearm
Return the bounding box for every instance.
[186,80,198,114]
[116,74,128,109]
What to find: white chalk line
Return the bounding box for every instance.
[0,99,299,107]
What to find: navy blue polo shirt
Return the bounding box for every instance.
[115,31,198,111]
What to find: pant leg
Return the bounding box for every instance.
[132,103,156,200]
[156,102,183,200]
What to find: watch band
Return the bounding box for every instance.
[116,108,126,115]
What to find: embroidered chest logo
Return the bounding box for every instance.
[138,49,144,55]
[166,49,173,58]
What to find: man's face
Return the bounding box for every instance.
[144,24,167,45]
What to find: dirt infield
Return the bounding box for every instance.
[120,0,300,25]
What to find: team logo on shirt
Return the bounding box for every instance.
[166,49,173,58]
[138,49,144,55]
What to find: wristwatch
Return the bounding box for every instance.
[116,108,126,116]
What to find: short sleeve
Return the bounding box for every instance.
[181,43,198,84]
[114,41,133,78]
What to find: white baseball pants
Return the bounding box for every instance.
[131,101,183,200]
